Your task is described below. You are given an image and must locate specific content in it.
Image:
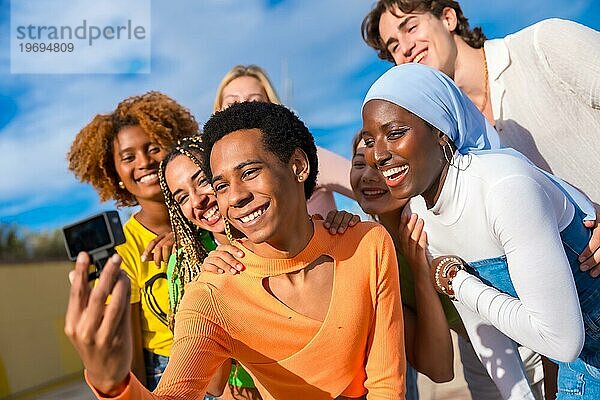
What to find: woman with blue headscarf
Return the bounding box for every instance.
[361,63,600,400]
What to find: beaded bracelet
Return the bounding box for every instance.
[434,256,465,300]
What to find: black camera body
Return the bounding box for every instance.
[62,211,126,280]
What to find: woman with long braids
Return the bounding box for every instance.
[157,136,261,400]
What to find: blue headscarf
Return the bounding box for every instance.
[362,63,500,154]
[362,63,595,220]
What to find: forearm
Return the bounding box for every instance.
[365,232,406,397]
[130,303,147,387]
[411,277,453,382]
[464,176,586,361]
[86,372,165,400]
[453,269,584,362]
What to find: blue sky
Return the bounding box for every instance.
[1,0,599,231]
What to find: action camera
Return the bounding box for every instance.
[62,211,126,280]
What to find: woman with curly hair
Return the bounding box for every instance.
[67,91,198,390]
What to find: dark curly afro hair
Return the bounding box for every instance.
[201,101,318,200]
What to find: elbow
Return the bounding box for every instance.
[547,329,584,363]
[206,389,225,397]
[552,338,584,363]
[426,368,454,384]
[416,362,454,383]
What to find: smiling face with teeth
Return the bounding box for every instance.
[378,5,459,77]
[164,154,225,234]
[113,125,167,204]
[361,99,449,207]
[210,128,311,250]
[351,142,407,216]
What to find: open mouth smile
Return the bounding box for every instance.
[236,203,269,225]
[380,165,409,187]
[136,172,159,185]
[201,204,221,225]
[361,188,388,198]
[413,50,428,64]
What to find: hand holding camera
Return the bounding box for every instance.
[62,211,125,280]
[64,251,133,396]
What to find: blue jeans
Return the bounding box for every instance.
[468,207,600,399]
[406,362,419,400]
[143,349,169,391]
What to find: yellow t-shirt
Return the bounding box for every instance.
[116,215,172,357]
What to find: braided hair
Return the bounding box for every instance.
[158,136,215,328]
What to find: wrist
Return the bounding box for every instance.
[85,370,130,398]
[433,256,465,299]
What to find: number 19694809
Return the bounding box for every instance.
[19,42,74,52]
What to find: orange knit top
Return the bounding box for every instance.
[89,220,405,399]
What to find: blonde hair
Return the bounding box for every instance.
[213,64,281,112]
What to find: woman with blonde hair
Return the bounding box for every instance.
[214,64,355,218]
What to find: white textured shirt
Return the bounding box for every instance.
[485,18,600,205]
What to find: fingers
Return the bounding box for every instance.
[399,210,410,227]
[154,238,174,266]
[323,210,361,234]
[324,210,344,233]
[82,255,124,337]
[585,264,600,278]
[98,270,131,340]
[215,244,245,259]
[142,232,175,266]
[418,230,428,248]
[405,213,417,235]
[65,253,127,349]
[141,236,160,262]
[579,222,600,276]
[65,252,93,338]
[202,245,245,275]
[411,218,425,245]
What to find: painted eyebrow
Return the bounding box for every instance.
[211,159,262,184]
